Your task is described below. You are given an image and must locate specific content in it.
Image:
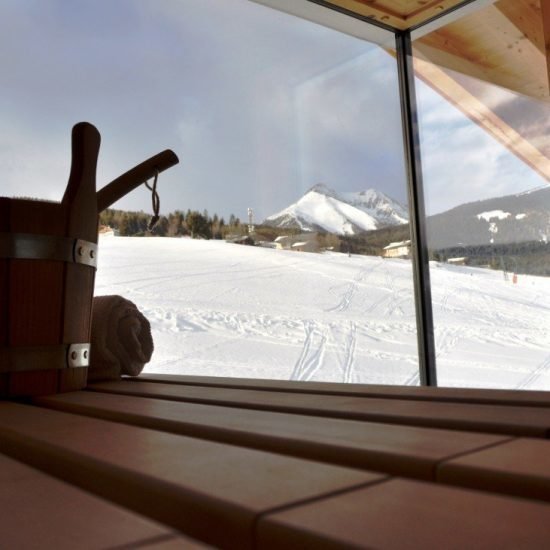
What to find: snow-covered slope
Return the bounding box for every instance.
[96,236,550,389]
[264,184,408,235]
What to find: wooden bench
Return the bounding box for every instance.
[1,375,550,548]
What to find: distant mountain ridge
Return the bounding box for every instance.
[427,185,550,249]
[263,182,550,247]
[263,184,408,235]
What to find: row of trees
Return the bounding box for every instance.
[100,208,248,239]
[99,208,550,275]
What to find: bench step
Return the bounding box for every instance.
[0,401,380,549]
[36,390,508,481]
[257,478,550,549]
[135,374,550,407]
[0,452,199,549]
[89,380,550,437]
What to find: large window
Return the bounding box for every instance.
[413,0,550,389]
[6,0,546,389]
[2,0,419,383]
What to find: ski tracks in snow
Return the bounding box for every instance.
[290,320,357,382]
[327,260,382,313]
[328,257,412,317]
[290,321,327,381]
[342,321,357,383]
[435,326,464,358]
[516,353,550,390]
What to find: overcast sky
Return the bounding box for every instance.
[1,0,547,221]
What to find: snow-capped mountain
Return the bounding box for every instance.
[263,183,408,235]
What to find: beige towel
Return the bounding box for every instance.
[89,295,154,381]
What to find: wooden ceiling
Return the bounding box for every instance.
[321,0,470,30]
[322,0,550,102]
[414,0,549,102]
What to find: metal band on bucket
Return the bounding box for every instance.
[0,344,90,373]
[0,233,97,268]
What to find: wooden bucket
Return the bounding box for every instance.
[0,122,178,397]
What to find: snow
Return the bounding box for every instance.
[95,236,550,390]
[265,187,407,235]
[342,189,409,225]
[267,189,379,234]
[516,213,527,220]
[477,210,511,222]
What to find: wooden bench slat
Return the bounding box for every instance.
[35,391,509,481]
[0,452,195,549]
[0,402,381,549]
[135,373,550,407]
[89,381,550,437]
[256,478,550,549]
[140,539,207,549]
[438,438,550,502]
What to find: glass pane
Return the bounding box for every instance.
[413,0,550,389]
[2,0,419,383]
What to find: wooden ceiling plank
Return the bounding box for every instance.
[413,55,550,181]
[324,0,469,30]
[322,0,408,29]
[541,0,550,90]
[405,0,472,27]
[415,4,549,100]
[496,0,546,54]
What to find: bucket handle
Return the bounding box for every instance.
[97,150,179,212]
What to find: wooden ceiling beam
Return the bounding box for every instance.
[319,0,408,29]
[412,55,550,181]
[541,0,550,91]
[319,0,467,30]
[403,0,475,28]
[414,2,549,101]
[495,0,546,54]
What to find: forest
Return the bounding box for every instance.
[100,208,550,276]
[99,208,248,239]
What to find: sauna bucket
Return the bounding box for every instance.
[0,122,179,397]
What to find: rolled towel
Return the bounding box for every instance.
[89,295,154,381]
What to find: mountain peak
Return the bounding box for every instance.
[264,184,408,235]
[308,183,340,199]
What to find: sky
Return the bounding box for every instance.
[1,0,548,221]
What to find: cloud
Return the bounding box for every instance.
[416,80,548,215]
[292,48,408,204]
[3,0,545,223]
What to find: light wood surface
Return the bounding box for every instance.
[0,453,200,549]
[2,375,550,547]
[257,478,550,549]
[135,373,550,406]
[35,390,509,480]
[88,379,550,436]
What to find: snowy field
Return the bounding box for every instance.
[95,236,550,390]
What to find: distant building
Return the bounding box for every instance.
[273,233,319,253]
[273,235,293,250]
[383,240,411,258]
[98,225,117,237]
[447,257,468,266]
[291,240,318,253]
[257,241,277,249]
[228,235,254,245]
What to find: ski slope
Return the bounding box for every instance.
[95,236,550,390]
